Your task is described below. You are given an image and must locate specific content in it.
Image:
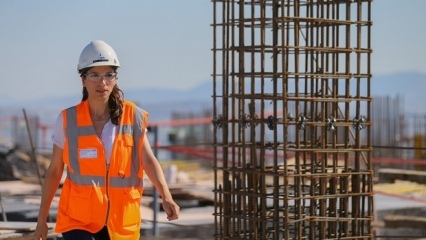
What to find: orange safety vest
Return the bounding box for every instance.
[55,100,148,240]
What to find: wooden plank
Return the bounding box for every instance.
[0,222,54,231]
[0,230,59,240]
[0,223,59,240]
[384,214,426,229]
[378,168,426,184]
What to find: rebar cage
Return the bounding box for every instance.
[212,0,373,239]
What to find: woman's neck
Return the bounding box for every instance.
[88,100,109,120]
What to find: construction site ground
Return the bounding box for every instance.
[1,160,426,239]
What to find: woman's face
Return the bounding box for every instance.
[82,66,117,101]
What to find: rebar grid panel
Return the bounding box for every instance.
[212,0,373,239]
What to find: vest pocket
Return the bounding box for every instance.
[114,135,134,177]
[67,186,92,224]
[121,188,141,229]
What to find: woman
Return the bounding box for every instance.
[34,40,180,240]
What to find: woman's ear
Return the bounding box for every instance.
[81,77,86,87]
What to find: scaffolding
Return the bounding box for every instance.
[212,0,373,239]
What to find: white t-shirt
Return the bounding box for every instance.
[52,113,116,165]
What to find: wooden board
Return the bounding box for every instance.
[0,222,54,231]
[0,222,59,240]
[0,230,59,240]
[384,214,426,229]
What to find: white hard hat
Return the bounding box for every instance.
[77,40,120,71]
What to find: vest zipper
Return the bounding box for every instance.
[105,163,111,226]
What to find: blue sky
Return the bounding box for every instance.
[0,0,425,104]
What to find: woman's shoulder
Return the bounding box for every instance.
[122,100,149,123]
[122,99,136,108]
[63,101,85,112]
[122,100,147,113]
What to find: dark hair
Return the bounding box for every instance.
[79,66,124,125]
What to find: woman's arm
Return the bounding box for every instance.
[142,134,180,220]
[34,144,65,239]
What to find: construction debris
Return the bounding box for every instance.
[0,145,49,182]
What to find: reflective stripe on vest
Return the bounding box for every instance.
[65,103,144,188]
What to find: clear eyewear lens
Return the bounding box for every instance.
[85,72,117,82]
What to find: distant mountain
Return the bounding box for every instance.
[2,71,426,123]
[124,82,213,105]
[2,82,214,124]
[8,81,212,110]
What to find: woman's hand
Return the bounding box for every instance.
[162,198,180,221]
[33,222,48,240]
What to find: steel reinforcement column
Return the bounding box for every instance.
[212,0,373,239]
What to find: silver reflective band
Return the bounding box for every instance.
[67,171,143,188]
